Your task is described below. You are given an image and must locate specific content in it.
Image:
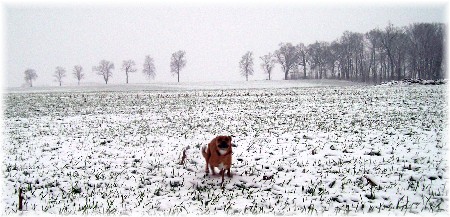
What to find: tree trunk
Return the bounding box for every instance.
[373,62,377,84]
[354,57,359,81]
[379,60,383,83]
[331,64,335,79]
[319,66,322,79]
[397,57,402,81]
[302,56,307,79]
[389,56,395,80]
[126,72,129,84]
[177,70,180,83]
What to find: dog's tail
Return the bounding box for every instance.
[201,145,209,160]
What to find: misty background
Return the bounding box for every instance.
[4,2,446,88]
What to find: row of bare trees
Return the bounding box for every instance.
[88,55,160,85]
[241,22,445,83]
[24,22,444,86]
[23,51,186,87]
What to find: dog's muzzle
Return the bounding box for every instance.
[218,142,229,149]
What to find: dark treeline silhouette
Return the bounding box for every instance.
[272,22,445,83]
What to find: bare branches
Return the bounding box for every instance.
[143,55,156,81]
[24,69,37,87]
[54,66,66,86]
[240,51,254,81]
[307,41,329,79]
[73,65,84,85]
[121,60,137,84]
[260,53,276,80]
[170,50,186,83]
[275,43,301,80]
[93,60,114,84]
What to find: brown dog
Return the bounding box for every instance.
[201,136,232,183]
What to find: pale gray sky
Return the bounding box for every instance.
[3,1,447,87]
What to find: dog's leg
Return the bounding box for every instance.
[205,161,209,174]
[209,164,216,175]
[227,168,231,177]
[202,146,210,174]
[220,169,225,184]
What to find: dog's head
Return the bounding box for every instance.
[215,136,232,151]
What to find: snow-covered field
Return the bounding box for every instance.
[2,81,448,215]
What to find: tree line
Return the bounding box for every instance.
[23,51,186,87]
[24,22,444,87]
[241,22,445,83]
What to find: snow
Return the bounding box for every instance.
[2,81,447,215]
[7,79,360,93]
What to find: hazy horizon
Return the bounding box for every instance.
[4,1,446,88]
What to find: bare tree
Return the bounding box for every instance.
[392,30,409,81]
[296,43,308,79]
[275,43,301,80]
[121,60,137,84]
[73,65,84,86]
[170,50,186,83]
[380,23,401,80]
[54,66,66,86]
[430,24,444,79]
[406,23,444,80]
[350,33,366,82]
[24,69,37,87]
[143,55,156,80]
[240,51,254,81]
[260,53,276,80]
[93,60,114,84]
[325,41,339,79]
[307,41,329,79]
[337,31,366,81]
[366,28,382,83]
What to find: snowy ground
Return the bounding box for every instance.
[6,79,360,93]
[2,81,448,215]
